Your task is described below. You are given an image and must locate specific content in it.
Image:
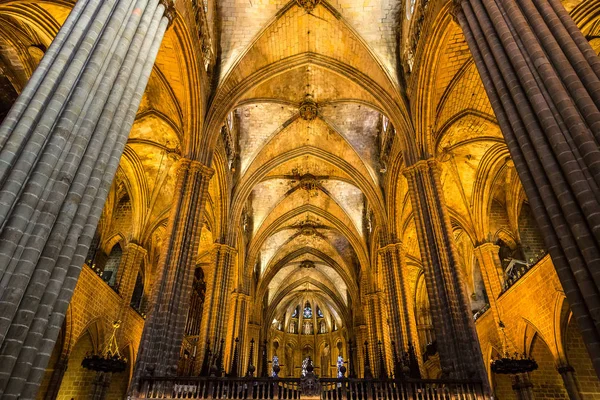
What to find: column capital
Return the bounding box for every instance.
[402,158,441,178]
[378,242,404,253]
[232,291,251,302]
[213,243,237,257]
[449,0,465,23]
[557,364,575,374]
[473,242,500,253]
[179,158,214,179]
[159,0,177,27]
[364,291,384,301]
[125,241,148,256]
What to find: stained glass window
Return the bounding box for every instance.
[292,306,299,318]
[301,357,311,377]
[303,302,312,318]
[272,355,279,377]
[317,306,324,318]
[337,355,345,378]
[406,0,416,19]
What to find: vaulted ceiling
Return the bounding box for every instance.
[214,0,403,328]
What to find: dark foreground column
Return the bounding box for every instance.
[404,160,488,386]
[454,0,600,377]
[0,0,174,397]
[130,159,214,395]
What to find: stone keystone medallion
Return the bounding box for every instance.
[299,94,318,120]
[297,0,321,13]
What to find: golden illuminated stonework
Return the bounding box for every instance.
[296,0,320,13]
[300,260,316,268]
[299,94,318,120]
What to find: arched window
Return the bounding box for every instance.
[85,228,101,267]
[103,243,122,288]
[518,202,546,264]
[303,301,312,318]
[130,271,144,312]
[406,0,416,20]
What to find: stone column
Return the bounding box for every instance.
[90,372,112,400]
[227,292,250,375]
[117,243,148,307]
[558,365,583,400]
[363,291,389,378]
[42,355,68,400]
[404,159,488,384]
[355,324,368,378]
[0,0,174,398]
[379,245,405,351]
[473,243,503,326]
[512,373,535,400]
[245,322,261,375]
[197,244,236,368]
[454,0,600,376]
[379,243,420,358]
[130,159,214,392]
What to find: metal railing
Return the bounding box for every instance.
[500,253,548,294]
[139,377,301,399]
[320,378,485,400]
[137,377,486,399]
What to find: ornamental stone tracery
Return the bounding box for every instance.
[299,94,318,120]
[296,0,321,13]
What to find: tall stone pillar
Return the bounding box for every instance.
[473,243,503,326]
[0,0,174,398]
[454,0,600,376]
[227,291,250,375]
[197,244,236,372]
[117,243,148,308]
[130,159,214,392]
[404,160,488,384]
[363,291,389,377]
[379,245,405,352]
[379,243,419,355]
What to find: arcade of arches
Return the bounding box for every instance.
[0,0,600,399]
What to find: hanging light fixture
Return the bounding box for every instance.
[82,321,128,373]
[490,322,538,375]
[491,353,538,375]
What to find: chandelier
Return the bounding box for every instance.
[491,353,538,375]
[490,321,538,375]
[82,321,128,373]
